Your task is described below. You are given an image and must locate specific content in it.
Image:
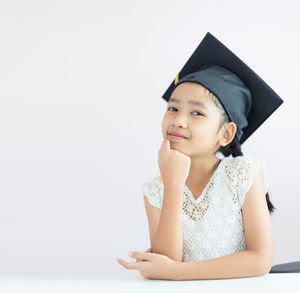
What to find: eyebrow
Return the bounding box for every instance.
[169,97,208,110]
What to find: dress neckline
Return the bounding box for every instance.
[184,157,226,204]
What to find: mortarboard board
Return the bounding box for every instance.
[162,32,284,144]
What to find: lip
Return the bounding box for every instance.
[168,132,188,138]
[168,133,187,140]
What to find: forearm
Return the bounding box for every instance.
[173,250,271,280]
[153,184,184,262]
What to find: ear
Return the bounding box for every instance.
[219,122,237,147]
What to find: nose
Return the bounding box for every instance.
[172,112,188,128]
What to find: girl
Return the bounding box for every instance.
[117,32,283,280]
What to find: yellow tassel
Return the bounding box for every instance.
[174,72,179,85]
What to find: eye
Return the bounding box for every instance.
[167,107,176,112]
[192,111,203,116]
[167,107,203,116]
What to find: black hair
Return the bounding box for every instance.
[205,88,275,214]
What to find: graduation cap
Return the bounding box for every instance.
[162,32,284,144]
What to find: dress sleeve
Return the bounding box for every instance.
[140,176,164,209]
[236,157,269,209]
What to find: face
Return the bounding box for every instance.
[161,82,224,158]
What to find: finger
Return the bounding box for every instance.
[136,248,152,262]
[117,258,140,270]
[159,139,165,151]
[129,251,153,261]
[164,139,170,150]
[136,258,147,262]
[160,139,166,152]
[158,141,163,155]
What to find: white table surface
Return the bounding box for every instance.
[0,273,299,293]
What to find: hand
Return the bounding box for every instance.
[117,250,178,280]
[158,138,191,187]
[135,247,152,263]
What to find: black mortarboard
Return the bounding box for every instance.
[162,32,284,144]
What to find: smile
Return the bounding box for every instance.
[168,134,187,140]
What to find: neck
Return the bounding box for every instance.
[185,154,220,186]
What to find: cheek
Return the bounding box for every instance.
[161,117,169,130]
[161,122,168,138]
[190,131,214,146]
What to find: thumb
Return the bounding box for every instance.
[164,138,170,149]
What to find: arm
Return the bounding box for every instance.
[172,167,273,280]
[173,249,271,280]
[152,184,184,262]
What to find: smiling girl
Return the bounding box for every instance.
[117,32,283,280]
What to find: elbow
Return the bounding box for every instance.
[152,246,182,262]
[152,239,183,262]
[166,254,182,262]
[259,266,271,276]
[169,254,182,262]
[260,261,273,275]
[258,254,273,275]
[154,250,182,262]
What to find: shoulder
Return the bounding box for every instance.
[140,176,164,209]
[223,155,270,209]
[228,155,268,183]
[220,155,252,182]
[223,155,258,167]
[222,155,267,178]
[141,175,163,188]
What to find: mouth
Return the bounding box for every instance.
[168,133,188,140]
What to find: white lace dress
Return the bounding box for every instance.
[141,155,269,262]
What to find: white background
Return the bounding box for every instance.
[0,0,299,279]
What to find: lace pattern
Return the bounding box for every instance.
[141,178,163,209]
[235,157,269,208]
[141,155,269,262]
